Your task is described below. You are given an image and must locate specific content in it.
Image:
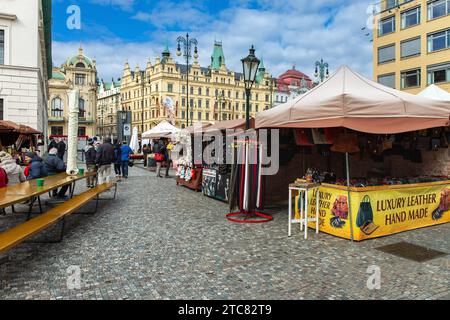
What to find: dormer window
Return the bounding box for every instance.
[76,62,85,68]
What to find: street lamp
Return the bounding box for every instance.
[314,58,329,83]
[176,33,198,128]
[241,45,260,130]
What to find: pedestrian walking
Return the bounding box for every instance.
[84,138,97,188]
[153,138,166,178]
[120,141,133,179]
[0,151,26,185]
[164,140,173,178]
[96,138,115,185]
[142,144,151,167]
[44,148,69,199]
[56,138,66,160]
[113,140,122,178]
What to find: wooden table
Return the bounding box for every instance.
[0,172,96,219]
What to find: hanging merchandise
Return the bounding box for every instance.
[311,129,330,145]
[330,132,360,154]
[294,129,314,146]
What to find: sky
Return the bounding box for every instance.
[52,0,375,82]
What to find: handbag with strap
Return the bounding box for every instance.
[154,153,165,162]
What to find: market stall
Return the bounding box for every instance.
[175,122,211,191]
[0,120,42,162]
[418,84,450,101]
[202,118,255,202]
[256,66,450,241]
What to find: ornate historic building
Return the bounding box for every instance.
[119,41,273,132]
[47,47,97,138]
[274,66,313,106]
[97,79,121,139]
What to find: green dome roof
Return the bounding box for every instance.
[66,47,94,68]
[51,71,65,80]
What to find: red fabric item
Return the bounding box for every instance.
[154,153,165,162]
[0,167,8,187]
[24,164,30,177]
[191,169,196,180]
[294,129,314,146]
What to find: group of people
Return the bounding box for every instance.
[0,136,134,201]
[84,138,133,187]
[141,138,172,178]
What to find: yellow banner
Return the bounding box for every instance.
[295,183,450,241]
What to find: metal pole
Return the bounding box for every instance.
[186,34,190,128]
[346,152,354,242]
[245,88,250,130]
[142,76,144,138]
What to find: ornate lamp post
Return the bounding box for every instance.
[241,45,260,130]
[315,58,329,83]
[176,33,198,128]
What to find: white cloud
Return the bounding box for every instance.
[88,0,135,11]
[55,0,374,82]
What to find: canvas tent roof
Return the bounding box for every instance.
[256,66,450,134]
[418,84,450,102]
[184,122,212,134]
[142,121,180,139]
[205,118,255,132]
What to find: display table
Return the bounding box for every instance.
[289,182,320,239]
[294,180,450,241]
[176,168,203,192]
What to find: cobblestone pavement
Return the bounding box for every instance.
[0,165,449,300]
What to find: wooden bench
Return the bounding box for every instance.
[0,182,117,255]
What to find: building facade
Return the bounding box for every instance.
[274,66,314,106]
[373,0,450,94]
[97,79,121,139]
[0,0,52,135]
[48,47,98,138]
[119,41,273,133]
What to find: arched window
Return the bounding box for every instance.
[76,62,85,68]
[51,97,63,117]
[79,98,86,118]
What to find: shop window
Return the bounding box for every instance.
[428,62,450,84]
[378,73,396,89]
[378,44,396,64]
[401,7,420,29]
[401,69,421,88]
[428,0,450,20]
[427,29,450,52]
[401,37,421,58]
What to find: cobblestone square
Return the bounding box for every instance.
[0,166,449,300]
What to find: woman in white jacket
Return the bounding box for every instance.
[0,151,26,185]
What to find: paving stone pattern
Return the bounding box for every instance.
[0,165,449,300]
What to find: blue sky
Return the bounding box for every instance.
[52,0,374,81]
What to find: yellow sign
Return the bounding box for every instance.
[295,183,450,241]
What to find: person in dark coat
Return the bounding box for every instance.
[24,152,48,180]
[48,137,57,152]
[113,140,122,178]
[154,139,166,178]
[44,148,69,199]
[96,139,115,184]
[56,138,66,160]
[84,138,97,188]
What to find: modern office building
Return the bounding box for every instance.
[373,0,450,94]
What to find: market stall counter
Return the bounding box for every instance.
[293,179,450,241]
